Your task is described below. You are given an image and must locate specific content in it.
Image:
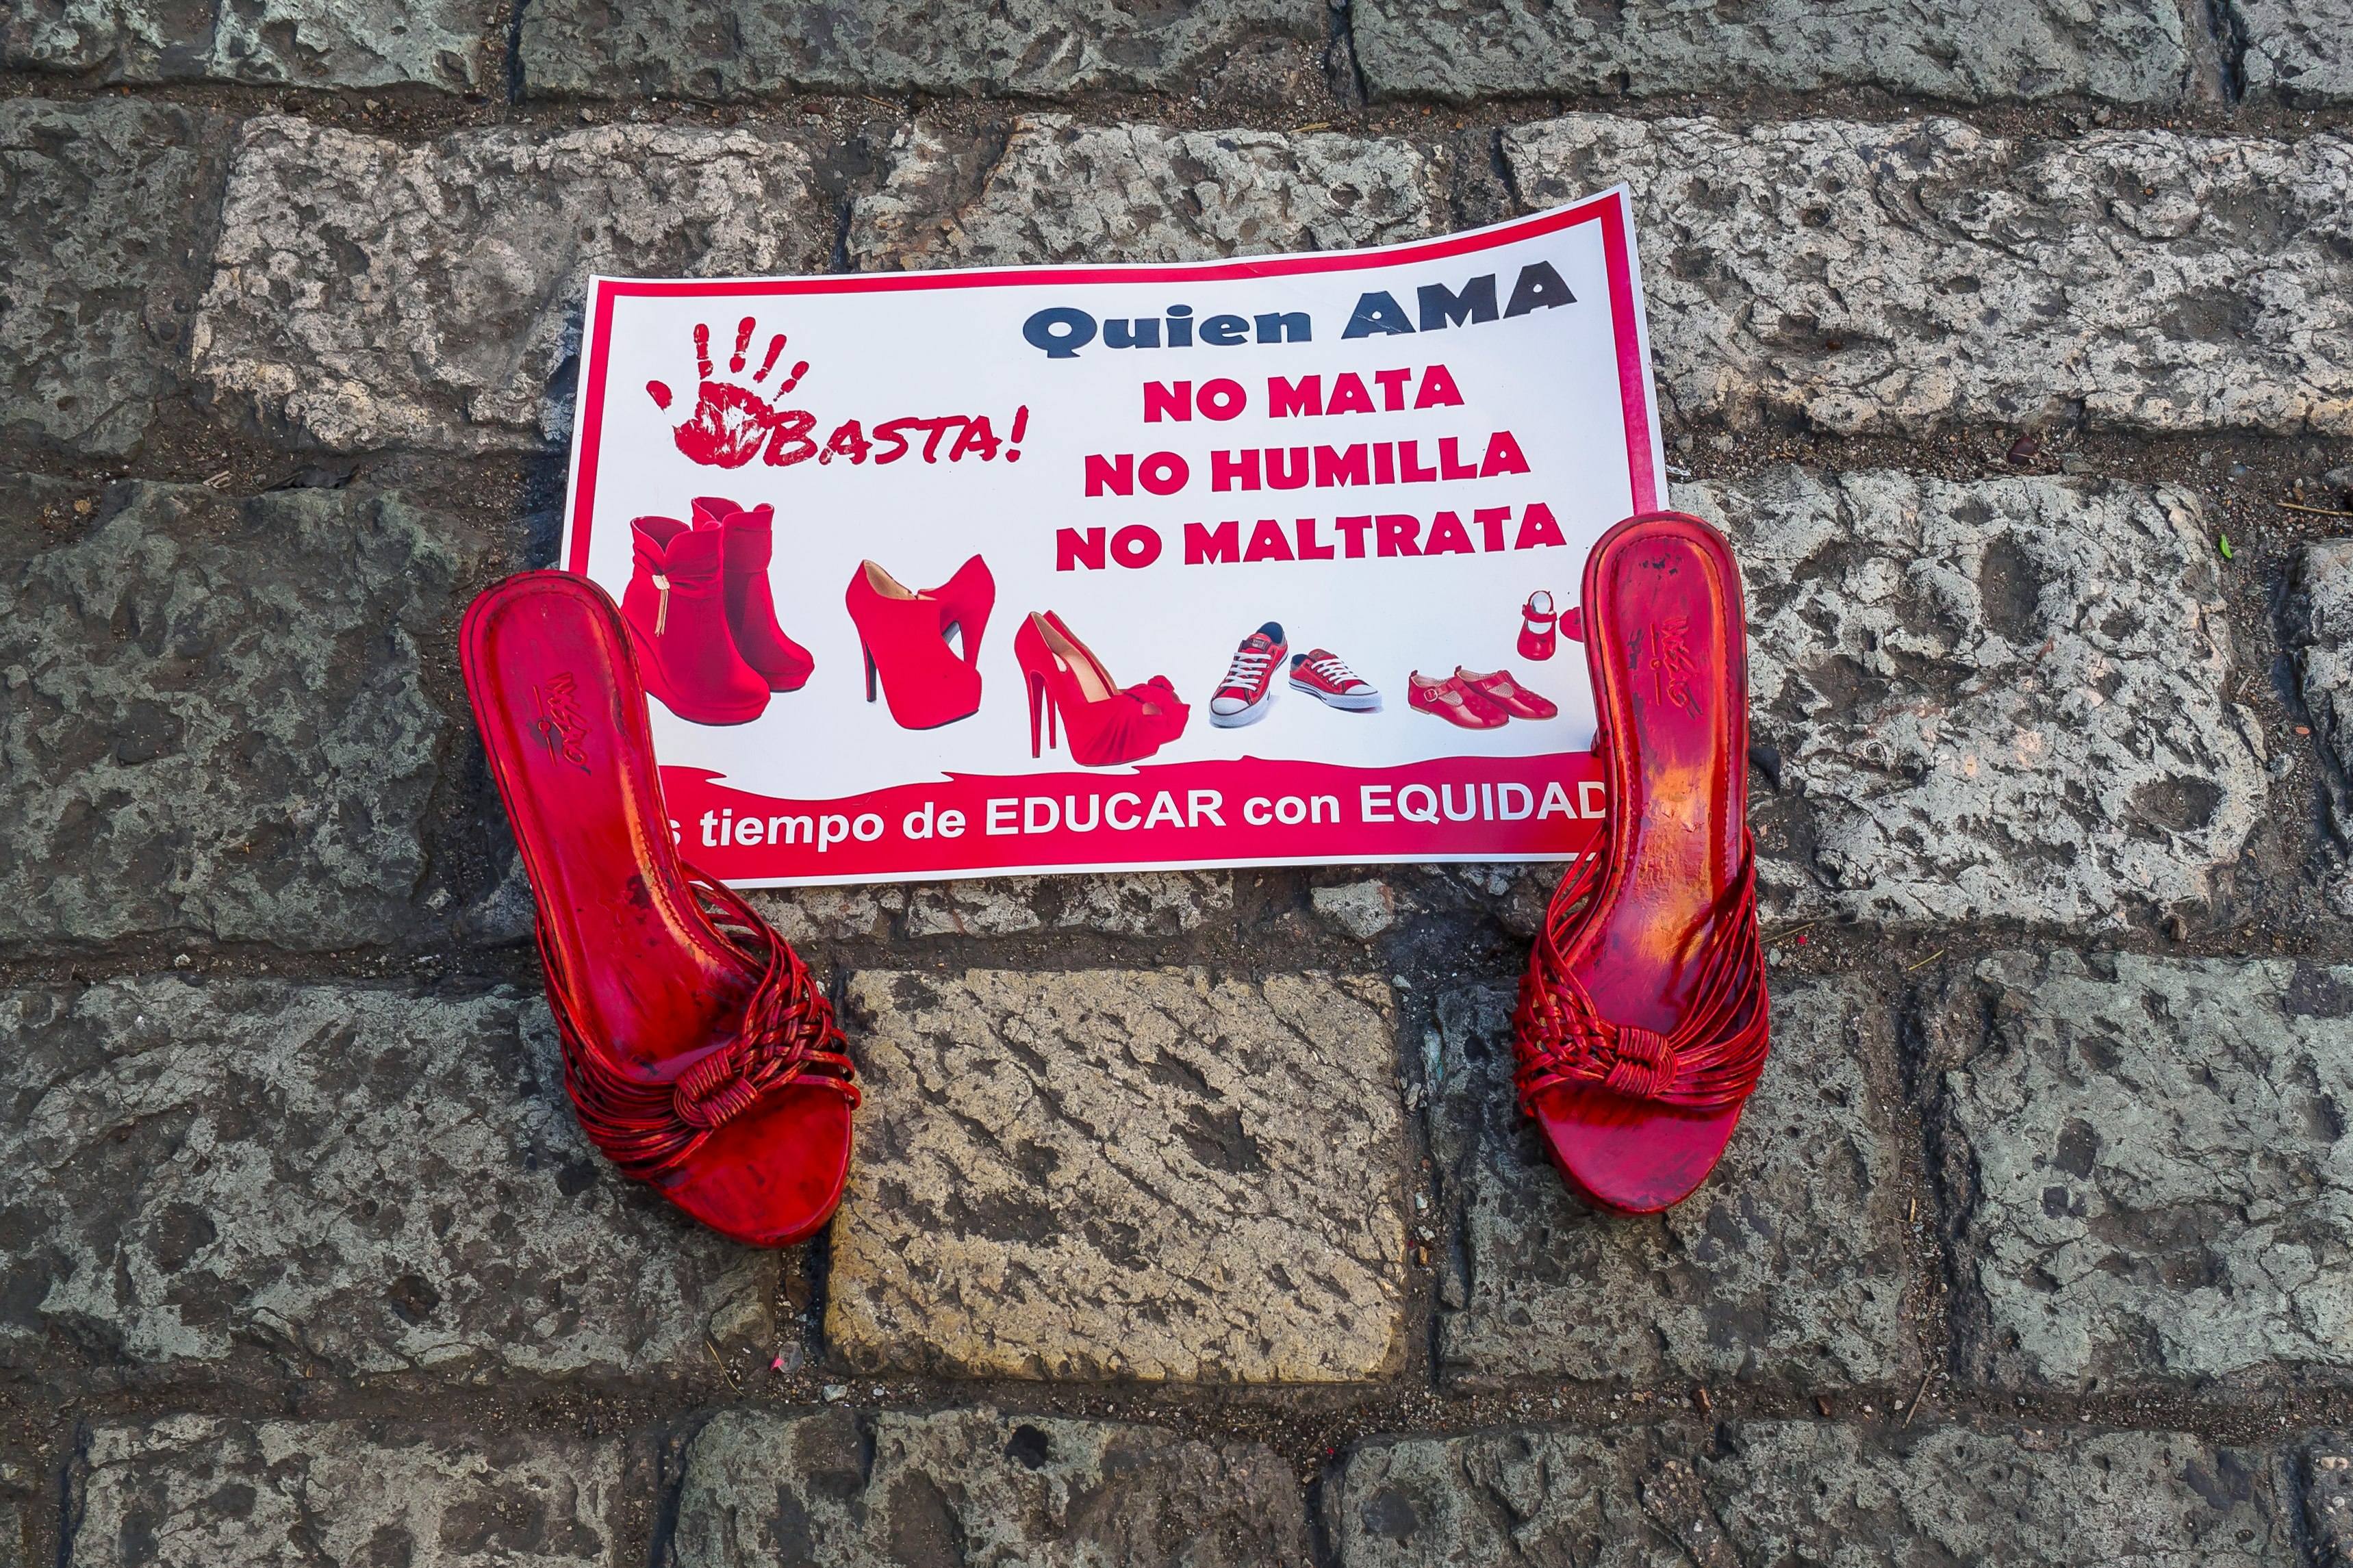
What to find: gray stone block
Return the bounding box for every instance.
[1505,115,2353,437]
[850,115,1445,271]
[1431,977,1912,1388]
[66,1416,622,1568]
[747,871,1233,941]
[1329,1422,2296,1566]
[0,975,772,1375]
[2287,537,2353,817]
[1685,467,2263,929]
[672,1406,1310,1567]
[0,99,227,459]
[900,871,1236,938]
[522,0,1327,102]
[1353,0,2187,105]
[3,0,489,88]
[0,480,474,949]
[191,116,830,453]
[2312,1446,2353,1566]
[1928,951,2353,1386]
[2235,0,2353,103]
[826,968,1408,1381]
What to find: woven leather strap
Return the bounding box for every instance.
[1512,823,1769,1114]
[537,866,858,1179]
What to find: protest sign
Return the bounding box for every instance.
[559,187,1663,886]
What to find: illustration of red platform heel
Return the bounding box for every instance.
[622,516,770,725]
[1015,612,1188,767]
[1512,512,1769,1214]
[692,496,813,692]
[843,557,992,729]
[459,571,858,1247]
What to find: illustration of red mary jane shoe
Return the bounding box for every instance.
[1518,590,1558,661]
[1406,671,1510,729]
[1456,666,1558,720]
[843,556,993,730]
[459,571,860,1246]
[1512,511,1770,1215]
[691,496,814,692]
[622,515,771,725]
[1015,611,1187,767]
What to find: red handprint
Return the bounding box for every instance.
[645,318,812,469]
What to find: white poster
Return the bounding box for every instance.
[559,189,1663,884]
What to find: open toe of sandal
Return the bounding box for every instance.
[461,571,859,1247]
[1510,512,1769,1214]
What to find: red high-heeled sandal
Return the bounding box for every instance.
[460,571,858,1246]
[1518,589,1558,661]
[842,558,992,730]
[1014,612,1187,767]
[691,497,814,693]
[1512,512,1769,1213]
[622,516,771,726]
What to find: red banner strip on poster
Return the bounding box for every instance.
[661,753,1605,884]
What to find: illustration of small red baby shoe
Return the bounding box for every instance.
[1458,667,1557,720]
[1519,591,1558,661]
[460,571,858,1247]
[621,516,771,725]
[1288,649,1382,711]
[1408,670,1509,729]
[691,496,813,692]
[1210,622,1288,728]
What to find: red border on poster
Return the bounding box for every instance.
[562,192,1654,886]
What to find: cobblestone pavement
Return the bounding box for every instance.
[5,1,2353,1562]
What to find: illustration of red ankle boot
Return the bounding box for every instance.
[622,516,771,726]
[843,558,991,729]
[1015,612,1188,767]
[691,497,814,691]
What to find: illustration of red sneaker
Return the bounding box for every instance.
[1458,666,1557,720]
[1519,590,1559,661]
[692,497,813,692]
[1408,670,1509,729]
[1288,649,1382,711]
[621,516,771,725]
[843,557,993,730]
[1016,612,1188,766]
[1208,622,1288,728]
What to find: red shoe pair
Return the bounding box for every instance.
[1015,611,1188,767]
[624,498,813,726]
[1513,512,1770,1214]
[462,572,858,1247]
[1407,667,1557,728]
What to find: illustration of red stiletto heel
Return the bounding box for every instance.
[843,558,991,730]
[621,516,770,726]
[1015,613,1188,767]
[691,496,813,692]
